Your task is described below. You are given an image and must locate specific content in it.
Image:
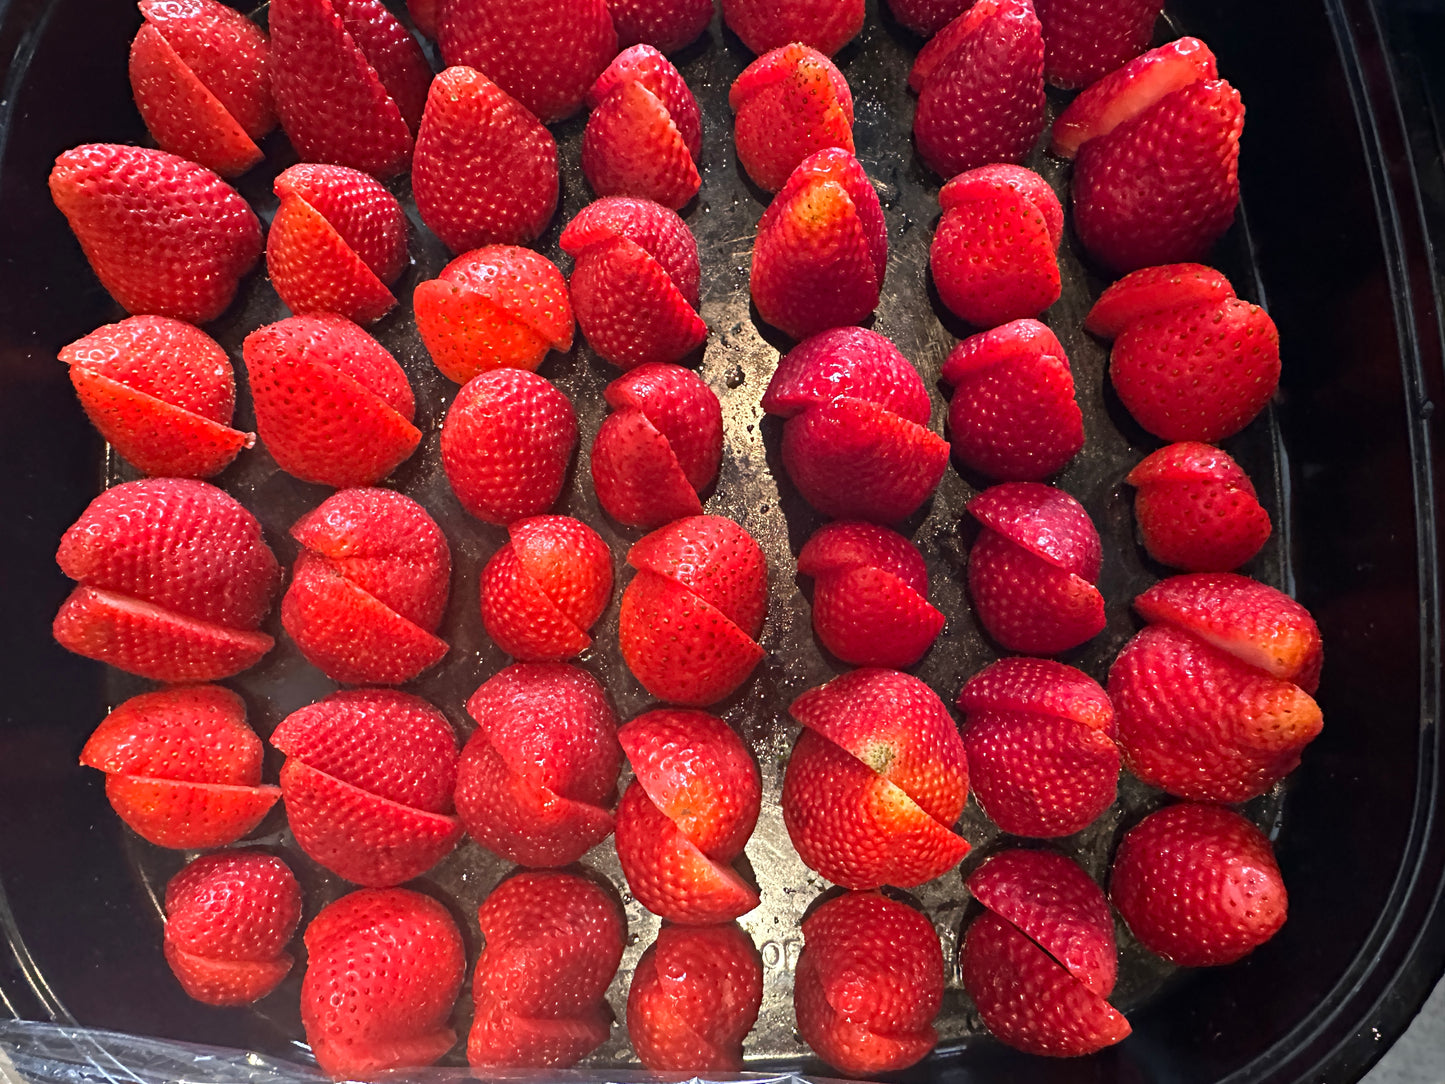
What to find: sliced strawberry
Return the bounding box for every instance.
[588,44,703,160]
[730,44,855,193]
[957,656,1115,733]
[568,236,709,368]
[810,566,945,668]
[939,163,1063,247]
[966,530,1106,655]
[137,0,274,138]
[81,685,257,784]
[1128,443,1272,572]
[105,775,279,850]
[583,80,700,210]
[591,410,705,527]
[721,0,864,56]
[468,997,614,1068]
[763,326,931,424]
[607,0,713,53]
[761,147,888,279]
[561,194,702,303]
[1084,261,1236,338]
[163,945,292,1006]
[968,482,1102,580]
[627,515,768,638]
[940,316,1064,383]
[798,520,929,591]
[931,189,1061,329]
[1036,0,1163,89]
[480,517,612,661]
[480,547,589,660]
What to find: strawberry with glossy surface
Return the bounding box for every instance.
[60,316,251,478]
[722,0,864,56]
[561,196,707,370]
[50,144,261,324]
[730,44,854,194]
[1083,260,1235,337]
[609,0,712,52]
[584,46,701,210]
[1036,0,1162,88]
[942,319,1083,481]
[1112,802,1287,966]
[244,314,421,487]
[128,0,275,177]
[479,516,613,661]
[591,363,723,528]
[413,66,560,253]
[80,685,279,848]
[54,479,279,681]
[794,891,943,1075]
[266,163,408,324]
[456,663,621,866]
[886,0,973,36]
[302,888,465,1076]
[163,851,301,1006]
[1128,442,1271,571]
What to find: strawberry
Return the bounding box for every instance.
[456,663,621,866]
[958,657,1118,836]
[282,489,450,684]
[54,479,279,681]
[797,521,944,668]
[909,0,1047,178]
[942,319,1083,481]
[1083,260,1235,338]
[608,0,713,53]
[49,144,261,324]
[80,685,280,849]
[269,0,429,178]
[468,871,624,1068]
[751,148,888,341]
[783,669,970,889]
[440,368,578,525]
[730,44,855,194]
[763,326,931,423]
[302,888,466,1076]
[966,483,1106,655]
[266,163,408,325]
[615,709,761,923]
[1110,297,1281,442]
[721,0,864,56]
[794,892,942,1075]
[931,165,1062,329]
[163,851,301,1006]
[560,197,706,370]
[591,363,723,528]
[60,316,252,478]
[1036,0,1163,88]
[1111,802,1288,966]
[414,246,573,384]
[409,0,439,38]
[885,0,973,36]
[413,66,560,253]
[243,314,421,487]
[618,516,767,705]
[583,46,701,210]
[438,0,617,123]
[479,516,613,661]
[272,690,462,885]
[1128,442,1271,571]
[128,0,274,177]
[627,923,763,1071]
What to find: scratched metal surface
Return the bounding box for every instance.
[100,0,1291,1072]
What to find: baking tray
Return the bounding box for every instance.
[0,0,1442,1080]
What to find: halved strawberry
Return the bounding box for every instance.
[763,326,931,423]
[105,775,280,849]
[469,997,613,1068]
[1036,0,1163,89]
[588,43,703,159]
[627,514,768,638]
[730,44,854,193]
[957,656,1116,729]
[940,163,1064,246]
[584,46,701,209]
[1084,260,1236,338]
[721,0,864,56]
[608,0,713,53]
[968,480,1102,580]
[1128,443,1272,571]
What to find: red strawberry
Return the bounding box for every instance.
[1111,803,1288,966]
[615,709,761,922]
[794,892,942,1075]
[608,0,713,53]
[128,0,274,177]
[591,364,723,528]
[1036,0,1163,88]
[269,0,429,178]
[1083,260,1235,338]
[584,46,701,209]
[272,690,462,885]
[302,888,465,1076]
[54,479,279,681]
[49,144,261,324]
[60,316,251,478]
[943,319,1083,482]
[966,482,1106,655]
[783,669,970,889]
[80,685,280,849]
[1110,297,1281,442]
[910,0,1047,178]
[763,327,931,424]
[628,514,769,637]
[163,851,301,1006]
[885,0,973,36]
[244,314,420,487]
[797,521,944,668]
[560,197,707,370]
[721,0,864,56]
[441,368,578,525]
[413,66,560,253]
[439,0,617,123]
[409,0,439,37]
[469,871,624,1068]
[479,516,613,661]
[456,663,621,866]
[1128,443,1271,571]
[958,657,1118,837]
[730,44,855,194]
[267,163,408,324]
[751,148,888,341]
[931,165,1061,328]
[627,923,763,1071]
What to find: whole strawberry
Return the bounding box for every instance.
[1128,442,1271,570]
[163,851,301,1006]
[50,144,261,324]
[1036,0,1162,88]
[730,44,854,194]
[722,0,864,56]
[608,0,712,53]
